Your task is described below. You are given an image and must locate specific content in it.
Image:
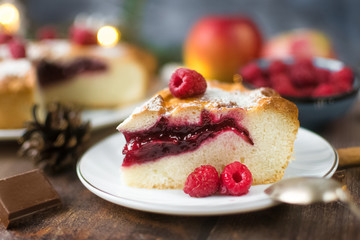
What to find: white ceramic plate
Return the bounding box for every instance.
[77,127,338,216]
[0,128,26,141]
[0,102,142,141]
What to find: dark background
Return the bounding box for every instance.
[24,0,360,68]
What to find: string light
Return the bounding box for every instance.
[0,3,20,33]
[97,25,120,47]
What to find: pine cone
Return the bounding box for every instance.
[19,103,91,172]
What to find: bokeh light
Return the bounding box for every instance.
[97,25,120,47]
[0,3,20,33]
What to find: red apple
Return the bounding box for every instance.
[261,29,336,60]
[184,16,262,82]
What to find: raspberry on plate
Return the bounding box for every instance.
[183,165,219,198]
[169,68,207,99]
[219,161,252,196]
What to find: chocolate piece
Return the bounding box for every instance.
[0,169,61,228]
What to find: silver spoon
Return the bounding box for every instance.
[265,177,360,219]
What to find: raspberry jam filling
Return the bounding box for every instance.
[37,57,107,87]
[122,111,253,167]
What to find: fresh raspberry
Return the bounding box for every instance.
[268,60,288,75]
[70,26,97,46]
[331,67,353,87]
[0,33,13,44]
[297,87,314,97]
[270,73,291,87]
[312,83,337,97]
[334,81,352,94]
[274,82,300,97]
[289,59,317,87]
[252,76,270,88]
[294,58,313,68]
[8,39,26,59]
[240,63,263,83]
[219,161,252,196]
[183,165,220,198]
[169,68,207,98]
[271,73,300,97]
[37,26,57,40]
[315,68,331,84]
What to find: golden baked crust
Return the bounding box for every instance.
[0,73,34,93]
[160,81,297,113]
[0,68,37,129]
[118,80,299,133]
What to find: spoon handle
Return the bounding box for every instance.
[337,147,360,167]
[337,188,360,220]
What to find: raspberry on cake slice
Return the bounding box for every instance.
[117,69,299,189]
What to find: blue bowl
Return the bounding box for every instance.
[255,57,360,131]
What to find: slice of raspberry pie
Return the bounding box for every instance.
[117,69,299,189]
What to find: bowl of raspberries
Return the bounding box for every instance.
[240,57,360,130]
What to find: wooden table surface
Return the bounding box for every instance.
[1,103,360,240]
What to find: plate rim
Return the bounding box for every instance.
[0,128,25,140]
[76,127,339,216]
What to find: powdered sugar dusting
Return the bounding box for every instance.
[26,43,42,60]
[134,86,268,116]
[0,45,10,59]
[133,95,164,114]
[47,40,71,58]
[0,59,31,80]
[202,87,267,109]
[28,40,71,60]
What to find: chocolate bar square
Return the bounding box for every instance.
[0,169,61,228]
